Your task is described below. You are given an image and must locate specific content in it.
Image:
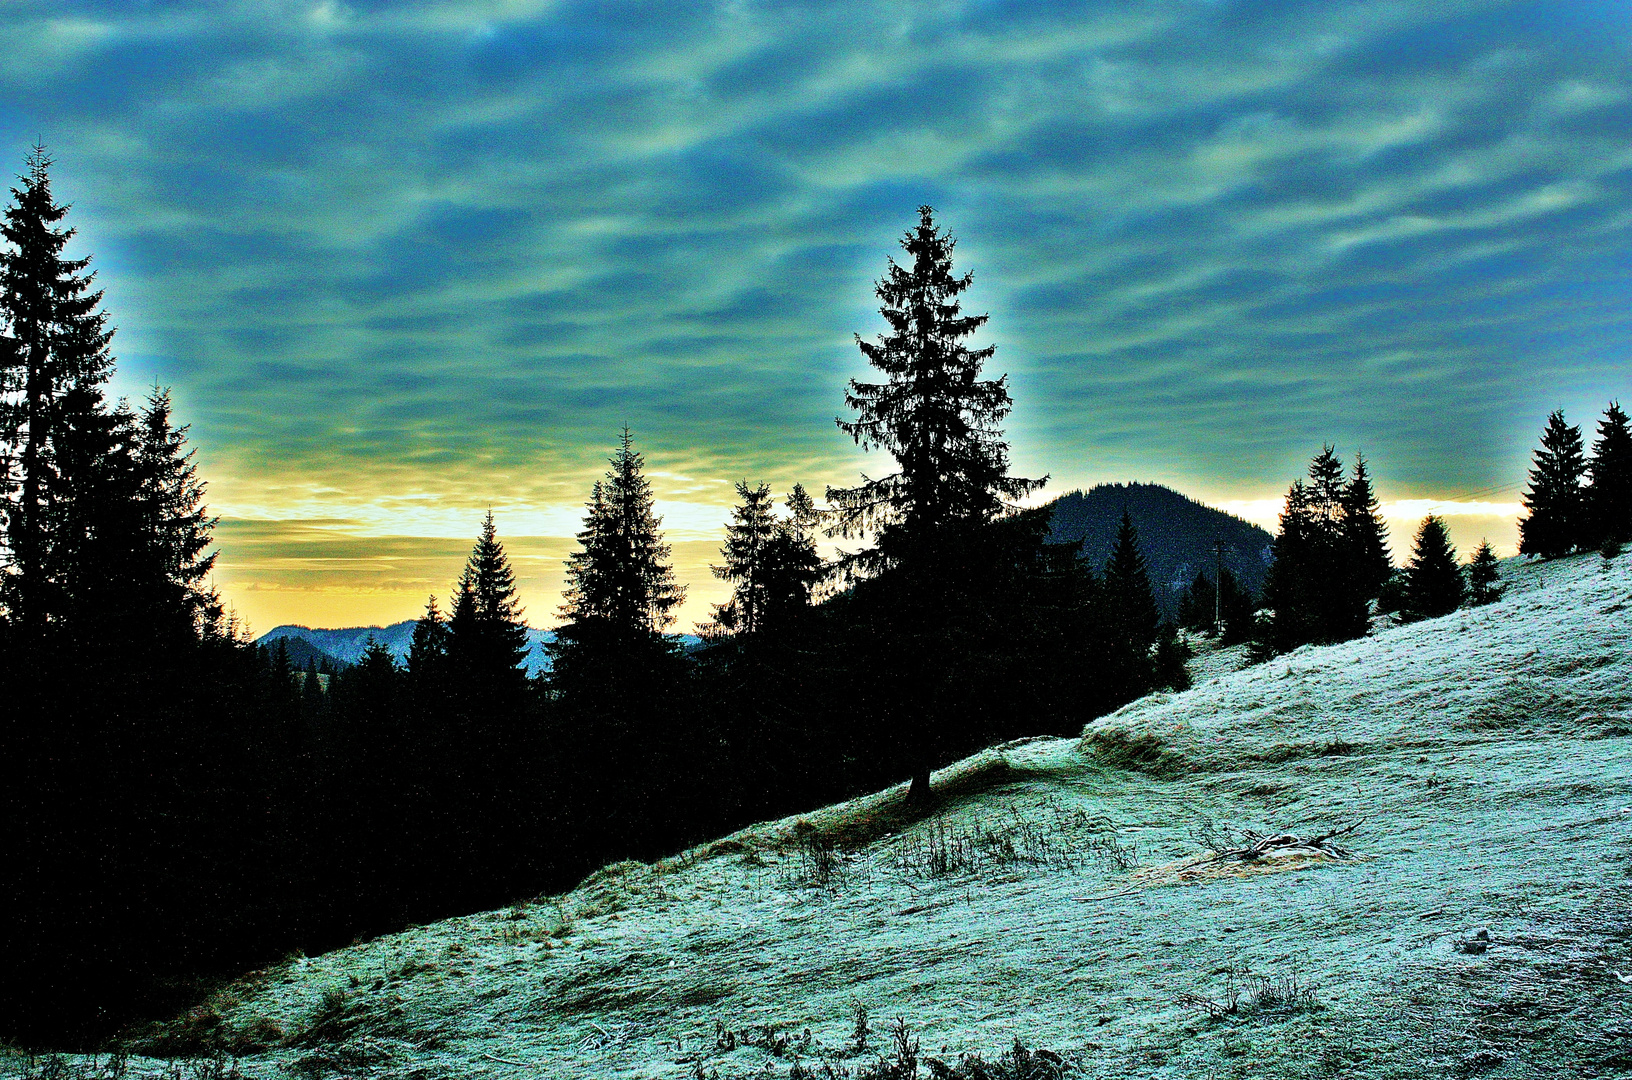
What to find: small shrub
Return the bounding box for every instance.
[1179,966,1320,1021]
[789,833,844,889]
[848,1002,871,1056]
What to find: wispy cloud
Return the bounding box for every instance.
[3,0,1628,626]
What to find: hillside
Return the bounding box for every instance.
[257,634,348,672]
[1046,484,1275,617]
[48,552,1632,1079]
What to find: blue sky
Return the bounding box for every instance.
[4,0,1630,630]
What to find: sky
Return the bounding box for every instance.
[3,0,1629,633]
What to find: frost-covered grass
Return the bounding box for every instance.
[17,552,1632,1080]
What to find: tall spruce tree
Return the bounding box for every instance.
[1518,410,1586,559]
[1177,569,1216,632]
[408,594,450,679]
[1404,515,1464,618]
[1466,539,1504,606]
[555,429,684,644]
[1342,452,1392,599]
[135,386,220,636]
[827,205,1042,564]
[758,483,823,633]
[0,145,115,630]
[826,207,1043,805]
[1258,447,1372,653]
[446,511,530,685]
[1102,510,1160,701]
[549,430,689,857]
[704,481,778,639]
[1586,402,1632,549]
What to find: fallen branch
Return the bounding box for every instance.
[481,1052,529,1066]
[1071,886,1142,903]
[1196,820,1363,865]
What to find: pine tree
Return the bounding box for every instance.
[1216,566,1256,645]
[825,207,1044,806]
[1586,402,1632,549]
[706,482,824,641]
[1102,510,1159,700]
[1518,410,1586,559]
[0,145,116,630]
[1466,539,1504,606]
[1258,448,1371,653]
[555,429,684,642]
[1342,452,1392,599]
[827,205,1042,566]
[758,483,823,632]
[704,481,778,639]
[1404,516,1464,619]
[446,511,529,683]
[408,594,449,679]
[135,386,220,636]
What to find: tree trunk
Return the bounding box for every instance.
[905,766,934,811]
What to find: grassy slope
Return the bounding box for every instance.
[30,552,1632,1079]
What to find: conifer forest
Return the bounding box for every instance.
[2,145,1629,1050]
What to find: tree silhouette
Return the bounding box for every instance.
[826,207,1043,806]
[1587,402,1632,549]
[828,205,1042,566]
[0,144,115,630]
[1102,510,1161,701]
[1519,410,1586,559]
[1258,447,1374,652]
[135,386,220,636]
[1342,452,1392,600]
[704,481,779,639]
[1404,516,1464,618]
[555,429,684,647]
[446,510,529,686]
[1465,540,1504,606]
[408,594,449,680]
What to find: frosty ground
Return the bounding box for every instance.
[15,553,1632,1079]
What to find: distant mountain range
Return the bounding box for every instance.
[255,623,706,676]
[257,621,558,675]
[1045,483,1275,618]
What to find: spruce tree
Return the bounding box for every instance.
[704,481,778,639]
[135,386,220,636]
[1342,452,1392,599]
[758,483,823,633]
[552,430,685,665]
[1102,510,1159,700]
[446,511,530,683]
[1177,569,1216,632]
[1258,448,1371,653]
[1466,539,1504,606]
[706,481,823,640]
[407,594,449,679]
[1587,402,1632,549]
[0,145,116,630]
[1404,515,1464,619]
[827,206,1042,564]
[1216,566,1255,645]
[550,430,689,855]
[826,207,1042,806]
[1518,410,1586,559]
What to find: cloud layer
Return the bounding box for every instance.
[4,0,1629,628]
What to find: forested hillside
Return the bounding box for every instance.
[1046,483,1273,617]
